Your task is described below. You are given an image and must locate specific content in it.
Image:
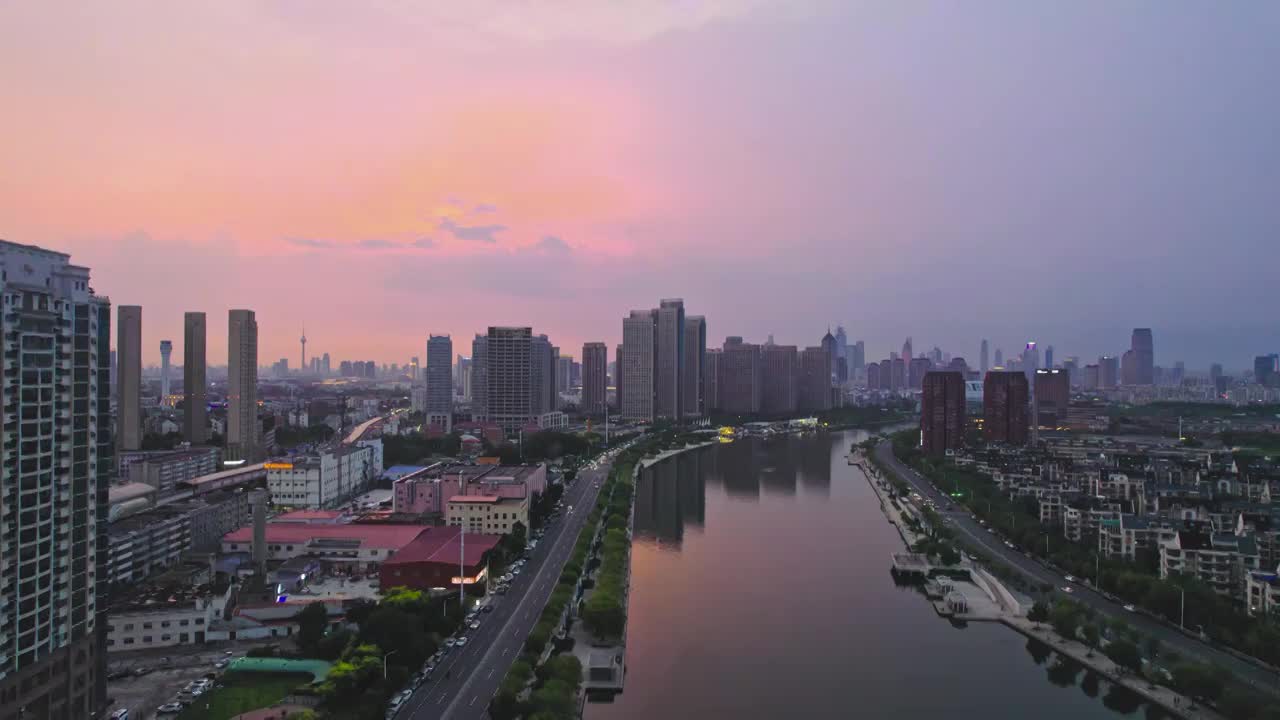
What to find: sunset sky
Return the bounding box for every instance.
[2,2,1277,369]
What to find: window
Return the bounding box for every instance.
[195,618,204,625]
[123,623,134,631]
[123,638,134,645]
[142,636,152,643]
[179,619,189,626]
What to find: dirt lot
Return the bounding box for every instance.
[106,640,279,720]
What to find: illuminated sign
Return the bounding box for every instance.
[264,462,295,470]
[450,567,489,585]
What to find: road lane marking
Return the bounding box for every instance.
[470,695,479,706]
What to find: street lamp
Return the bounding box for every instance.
[383,649,398,679]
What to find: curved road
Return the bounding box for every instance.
[873,440,1280,696]
[401,446,626,719]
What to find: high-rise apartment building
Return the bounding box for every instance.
[183,312,208,443]
[655,299,685,420]
[530,334,555,416]
[1121,349,1138,386]
[902,337,913,362]
[921,371,965,456]
[556,354,574,398]
[614,343,624,410]
[835,326,848,362]
[889,357,905,391]
[581,342,608,416]
[852,340,865,371]
[760,345,798,414]
[682,315,706,417]
[1098,355,1119,389]
[1254,355,1279,388]
[1083,364,1100,390]
[621,311,657,422]
[425,335,453,432]
[470,335,488,421]
[1131,328,1154,385]
[0,241,110,719]
[866,361,881,390]
[227,309,259,461]
[983,371,1029,445]
[487,327,533,435]
[117,305,142,450]
[720,337,761,414]
[798,346,833,412]
[980,339,989,373]
[1034,368,1070,430]
[704,348,722,412]
[908,356,932,390]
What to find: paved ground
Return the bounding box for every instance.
[106,641,271,719]
[400,445,628,720]
[874,440,1280,697]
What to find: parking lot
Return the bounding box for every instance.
[106,641,275,720]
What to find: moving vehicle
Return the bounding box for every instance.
[110,710,130,720]
[1062,586,1074,593]
[1123,604,1136,612]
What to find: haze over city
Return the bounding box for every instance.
[3,1,1278,367]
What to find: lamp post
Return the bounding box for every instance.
[383,649,398,679]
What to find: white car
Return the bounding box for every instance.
[157,704,183,715]
[444,638,457,647]
[1062,586,1074,593]
[456,636,469,646]
[1123,604,1136,612]
[469,621,480,630]
[1064,575,1076,582]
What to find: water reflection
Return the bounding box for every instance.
[633,448,706,546]
[1023,637,1150,714]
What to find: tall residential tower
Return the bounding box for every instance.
[227,309,259,461]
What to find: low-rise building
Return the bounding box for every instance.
[537,411,568,430]
[1246,568,1280,617]
[379,525,502,593]
[221,521,429,572]
[1160,531,1260,600]
[446,494,530,534]
[392,463,547,522]
[267,443,379,508]
[127,447,221,492]
[106,581,234,651]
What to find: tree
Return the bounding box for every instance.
[295,602,330,653]
[1103,639,1142,673]
[1170,662,1225,701]
[938,543,960,566]
[1081,623,1100,655]
[1028,601,1049,624]
[530,678,575,718]
[360,606,431,668]
[1050,602,1080,641]
[1143,635,1161,660]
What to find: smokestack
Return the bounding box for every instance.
[250,489,268,575]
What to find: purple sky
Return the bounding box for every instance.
[2,2,1276,370]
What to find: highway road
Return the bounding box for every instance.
[401,446,625,720]
[873,440,1280,696]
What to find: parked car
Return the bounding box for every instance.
[456,636,469,646]
[1123,604,1136,612]
[157,703,183,715]
[469,621,480,630]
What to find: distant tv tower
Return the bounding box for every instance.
[300,328,307,374]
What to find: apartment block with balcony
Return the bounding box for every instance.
[1160,531,1260,601]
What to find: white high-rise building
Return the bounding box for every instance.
[0,240,108,717]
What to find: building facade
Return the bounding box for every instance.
[921,371,966,456]
[719,338,761,414]
[983,371,1029,445]
[704,348,721,412]
[0,240,109,720]
[227,309,259,461]
[1034,368,1071,430]
[267,444,379,509]
[486,327,532,435]
[655,299,685,420]
[760,345,798,414]
[425,334,453,432]
[682,315,706,417]
[621,311,656,422]
[117,304,143,450]
[798,346,833,412]
[581,342,608,417]
[470,334,488,422]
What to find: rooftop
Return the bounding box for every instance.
[448,495,501,504]
[223,521,429,549]
[382,525,501,567]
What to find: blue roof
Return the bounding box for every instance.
[383,465,427,481]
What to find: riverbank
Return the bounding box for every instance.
[863,444,1224,720]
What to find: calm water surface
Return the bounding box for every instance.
[588,430,1167,720]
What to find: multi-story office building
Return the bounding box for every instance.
[487,327,533,435]
[760,345,798,414]
[704,348,721,412]
[682,315,706,417]
[821,330,839,385]
[267,443,380,508]
[425,334,453,432]
[0,240,109,719]
[1034,368,1071,430]
[1255,355,1279,388]
[621,311,656,422]
[183,312,208,443]
[581,342,608,416]
[921,371,966,456]
[655,299,685,420]
[798,346,833,412]
[117,305,142,450]
[227,310,258,461]
[866,361,881,389]
[983,371,1029,445]
[1082,364,1100,390]
[889,357,905,392]
[470,334,488,421]
[719,338,761,414]
[851,340,865,372]
[1131,328,1154,386]
[556,354,573,397]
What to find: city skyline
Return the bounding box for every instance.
[3,3,1278,367]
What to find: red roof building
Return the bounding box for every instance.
[380,525,502,593]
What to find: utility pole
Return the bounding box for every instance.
[460,523,466,607]
[1180,587,1185,629]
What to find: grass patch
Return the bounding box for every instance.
[175,671,313,720]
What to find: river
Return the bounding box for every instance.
[588,429,1169,720]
